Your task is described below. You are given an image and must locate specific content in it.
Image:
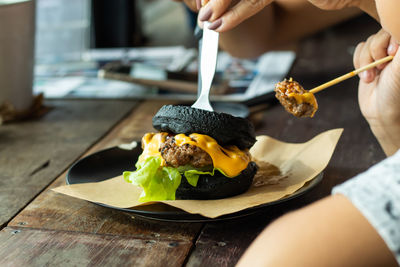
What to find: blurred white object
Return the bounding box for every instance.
[0,0,35,111]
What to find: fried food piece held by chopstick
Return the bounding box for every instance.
[274,78,318,118]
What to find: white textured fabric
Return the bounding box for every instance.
[333,149,400,264]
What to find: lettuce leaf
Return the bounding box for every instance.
[176,165,211,187]
[124,156,229,201]
[183,169,210,186]
[183,167,230,186]
[123,157,181,202]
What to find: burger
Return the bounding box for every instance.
[123,105,258,202]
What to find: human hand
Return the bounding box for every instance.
[354,29,400,155]
[195,0,375,33]
[197,0,274,32]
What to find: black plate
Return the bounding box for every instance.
[66,143,323,222]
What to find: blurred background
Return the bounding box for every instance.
[35,0,195,64]
[32,0,294,106]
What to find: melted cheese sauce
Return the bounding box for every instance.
[140,132,168,164]
[140,132,251,177]
[275,78,318,117]
[288,92,317,108]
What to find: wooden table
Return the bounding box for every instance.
[0,15,384,266]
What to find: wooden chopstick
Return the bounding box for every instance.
[309,55,394,94]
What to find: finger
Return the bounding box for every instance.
[374,36,400,70]
[353,42,365,70]
[198,0,232,22]
[211,0,273,32]
[359,36,376,83]
[370,30,391,69]
[387,37,399,56]
[200,0,233,22]
[197,19,204,29]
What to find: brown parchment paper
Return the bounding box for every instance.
[53,129,343,218]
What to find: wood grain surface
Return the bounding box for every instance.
[0,227,192,267]
[0,100,137,228]
[2,13,387,267]
[9,100,203,242]
[185,14,385,266]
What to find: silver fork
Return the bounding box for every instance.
[191,21,219,111]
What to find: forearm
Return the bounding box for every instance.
[219,1,361,58]
[369,121,400,156]
[357,0,379,20]
[237,195,397,267]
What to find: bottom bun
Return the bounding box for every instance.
[176,162,258,200]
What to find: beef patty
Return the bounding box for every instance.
[160,136,213,168]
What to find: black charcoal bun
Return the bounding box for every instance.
[176,162,257,200]
[152,105,256,149]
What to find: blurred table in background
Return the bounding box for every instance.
[0,14,384,266]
